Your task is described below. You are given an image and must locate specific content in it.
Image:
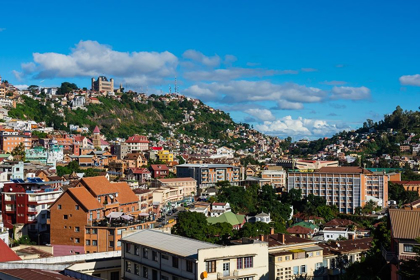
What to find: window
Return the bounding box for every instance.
[315,262,323,270]
[109,241,114,247]
[90,212,93,221]
[86,228,90,234]
[143,267,148,277]
[75,205,79,210]
[92,228,98,234]
[134,264,139,275]
[152,250,158,261]
[63,215,68,220]
[244,257,253,268]
[186,260,193,272]
[162,254,169,260]
[75,227,80,232]
[126,243,131,253]
[86,240,90,246]
[293,266,299,275]
[301,265,306,273]
[172,256,179,268]
[143,247,149,258]
[92,240,97,246]
[285,256,291,261]
[205,260,216,273]
[404,244,414,252]
[97,212,100,219]
[316,251,321,256]
[135,245,139,256]
[237,257,243,269]
[277,257,282,261]
[125,261,131,273]
[75,238,80,243]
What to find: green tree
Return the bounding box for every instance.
[173,212,210,242]
[11,142,26,161]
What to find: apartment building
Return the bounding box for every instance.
[50,176,147,256]
[125,134,149,152]
[261,169,286,189]
[288,167,388,214]
[384,209,420,280]
[157,150,174,163]
[176,164,240,190]
[1,178,63,244]
[0,130,31,152]
[121,230,269,280]
[390,180,420,196]
[133,189,154,214]
[124,153,148,168]
[91,76,114,93]
[152,179,196,208]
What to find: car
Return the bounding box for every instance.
[172,209,178,213]
[156,217,164,222]
[167,211,173,216]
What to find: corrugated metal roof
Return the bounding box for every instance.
[389,209,420,240]
[122,230,221,258]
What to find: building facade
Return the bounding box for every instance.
[288,167,388,214]
[121,230,269,280]
[91,76,114,93]
[176,164,240,190]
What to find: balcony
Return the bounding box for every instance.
[381,245,397,264]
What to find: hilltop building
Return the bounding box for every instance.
[91,76,114,93]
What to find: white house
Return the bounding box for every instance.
[209,202,231,217]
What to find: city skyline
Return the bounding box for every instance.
[1,0,420,139]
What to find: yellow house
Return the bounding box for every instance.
[157,150,174,163]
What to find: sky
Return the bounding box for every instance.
[1,0,420,140]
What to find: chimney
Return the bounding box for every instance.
[260,234,264,242]
[278,233,285,244]
[270,227,275,235]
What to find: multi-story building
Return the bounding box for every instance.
[151,178,197,209]
[133,189,154,215]
[157,150,174,163]
[124,153,148,168]
[1,177,64,243]
[127,168,151,183]
[277,159,338,170]
[261,169,286,189]
[176,164,240,190]
[113,142,130,159]
[91,76,114,93]
[50,176,148,256]
[149,164,169,179]
[0,130,31,153]
[121,229,269,280]
[125,134,149,152]
[288,167,388,214]
[384,209,420,280]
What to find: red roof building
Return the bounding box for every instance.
[149,164,169,178]
[0,239,21,262]
[125,134,149,152]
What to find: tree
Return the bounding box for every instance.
[398,237,420,280]
[315,205,336,221]
[172,212,210,242]
[59,82,78,94]
[11,142,26,161]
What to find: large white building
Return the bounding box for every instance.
[121,230,269,280]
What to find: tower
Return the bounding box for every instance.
[92,126,101,148]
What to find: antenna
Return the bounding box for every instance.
[169,85,171,94]
[174,77,178,94]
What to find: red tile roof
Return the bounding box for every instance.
[0,239,21,262]
[150,164,169,171]
[93,126,100,133]
[129,167,150,174]
[125,134,149,143]
[110,182,139,205]
[324,218,356,227]
[287,225,313,234]
[68,187,103,210]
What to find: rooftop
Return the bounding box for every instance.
[389,209,420,240]
[0,269,74,280]
[122,230,221,258]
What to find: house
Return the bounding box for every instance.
[287,222,319,239]
[149,164,169,178]
[385,209,420,280]
[209,202,231,217]
[124,153,148,168]
[125,134,149,152]
[247,212,271,224]
[157,150,174,163]
[207,212,246,230]
[121,229,269,280]
[127,168,151,183]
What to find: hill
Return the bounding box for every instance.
[7,93,275,151]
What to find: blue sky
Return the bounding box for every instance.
[1,0,420,140]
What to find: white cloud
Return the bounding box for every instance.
[15,40,178,86]
[14,84,29,90]
[256,116,348,138]
[224,54,237,64]
[182,50,221,67]
[399,74,420,86]
[183,80,327,104]
[331,86,371,100]
[245,108,276,121]
[277,100,304,110]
